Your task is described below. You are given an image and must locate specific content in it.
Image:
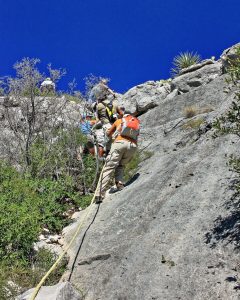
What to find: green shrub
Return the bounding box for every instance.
[0,161,92,264]
[0,126,96,297]
[0,248,67,300]
[171,51,201,77]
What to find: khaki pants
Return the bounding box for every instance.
[92,123,112,152]
[103,123,112,152]
[96,140,137,197]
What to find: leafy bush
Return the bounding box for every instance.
[0,125,97,298]
[0,248,67,300]
[0,160,92,263]
[171,51,201,77]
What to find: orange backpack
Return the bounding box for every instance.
[119,115,140,141]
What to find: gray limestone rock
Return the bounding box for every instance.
[18,282,82,300]
[66,61,240,300]
[170,62,222,93]
[120,80,171,115]
[177,58,215,76]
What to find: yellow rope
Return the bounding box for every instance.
[29,164,105,300]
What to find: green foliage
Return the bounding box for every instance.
[171,51,201,77]
[0,248,67,300]
[0,58,100,296]
[0,160,92,264]
[29,128,82,177]
[0,125,96,297]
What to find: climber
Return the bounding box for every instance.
[78,112,104,158]
[40,77,55,93]
[91,80,124,154]
[94,80,123,124]
[89,79,115,103]
[94,114,140,204]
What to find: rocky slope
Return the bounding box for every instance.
[20,44,240,300]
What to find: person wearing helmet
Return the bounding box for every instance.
[91,80,124,154]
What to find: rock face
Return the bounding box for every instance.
[170,61,222,93]
[17,43,240,300]
[120,80,171,115]
[221,43,240,72]
[18,282,82,300]
[67,44,240,300]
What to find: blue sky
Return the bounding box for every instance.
[0,0,239,94]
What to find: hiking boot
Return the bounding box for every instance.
[94,196,103,204]
[116,181,124,191]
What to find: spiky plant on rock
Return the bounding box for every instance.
[171,51,201,77]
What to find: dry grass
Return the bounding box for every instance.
[183,105,214,119]
[182,118,204,129]
[183,106,198,118]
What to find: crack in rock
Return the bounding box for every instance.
[78,253,111,265]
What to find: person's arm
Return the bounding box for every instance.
[107,122,117,137]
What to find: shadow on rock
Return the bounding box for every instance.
[205,180,240,249]
[125,172,140,187]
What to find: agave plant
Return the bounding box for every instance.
[171,51,201,77]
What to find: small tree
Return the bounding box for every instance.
[2,58,66,167]
[1,57,97,193]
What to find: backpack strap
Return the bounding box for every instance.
[102,100,116,123]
